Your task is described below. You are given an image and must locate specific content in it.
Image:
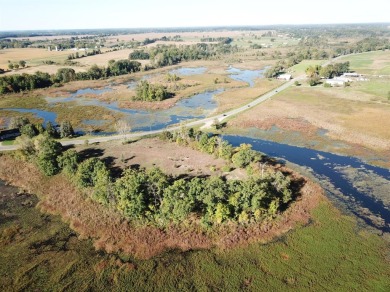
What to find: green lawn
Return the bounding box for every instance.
[338,51,390,75]
[290,60,326,75]
[1,140,14,146]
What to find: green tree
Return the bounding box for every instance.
[20,123,38,138]
[231,144,260,168]
[34,135,62,176]
[57,149,79,175]
[160,179,195,223]
[45,121,58,138]
[76,158,108,188]
[214,203,230,224]
[55,68,76,83]
[8,63,14,70]
[92,166,112,205]
[59,121,75,138]
[19,60,26,68]
[114,168,148,218]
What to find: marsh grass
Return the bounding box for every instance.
[1,189,388,291]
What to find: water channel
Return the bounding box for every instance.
[224,135,390,232]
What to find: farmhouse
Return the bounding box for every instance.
[277,74,292,80]
[0,128,20,141]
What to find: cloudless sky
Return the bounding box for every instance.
[0,0,389,31]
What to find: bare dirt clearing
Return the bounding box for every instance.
[75,138,244,179]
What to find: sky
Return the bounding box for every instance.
[0,0,389,31]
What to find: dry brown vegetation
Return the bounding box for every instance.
[227,85,390,166]
[0,48,70,69]
[0,142,323,259]
[215,79,282,113]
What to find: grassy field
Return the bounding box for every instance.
[1,182,389,291]
[338,51,390,75]
[290,59,327,75]
[0,48,70,69]
[215,78,283,113]
[224,81,390,167]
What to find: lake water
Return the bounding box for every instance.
[226,66,266,87]
[224,135,390,232]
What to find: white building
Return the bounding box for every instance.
[325,79,346,86]
[277,74,292,80]
[343,72,361,77]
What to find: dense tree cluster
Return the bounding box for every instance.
[14,125,295,227]
[9,116,74,139]
[0,71,53,93]
[305,62,350,86]
[134,80,172,101]
[0,39,32,49]
[138,43,238,68]
[129,50,150,60]
[0,59,141,93]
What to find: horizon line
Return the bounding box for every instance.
[1,22,390,33]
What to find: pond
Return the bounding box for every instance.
[44,89,222,132]
[224,135,390,232]
[169,67,207,76]
[226,66,266,87]
[1,108,58,125]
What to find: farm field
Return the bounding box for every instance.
[0,48,70,69]
[338,50,390,75]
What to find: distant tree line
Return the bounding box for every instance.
[67,49,101,60]
[0,39,32,49]
[0,59,141,94]
[129,43,238,67]
[200,37,233,44]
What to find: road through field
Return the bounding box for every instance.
[0,76,301,151]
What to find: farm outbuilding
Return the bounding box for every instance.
[277,74,292,80]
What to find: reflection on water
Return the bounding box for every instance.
[226,66,266,87]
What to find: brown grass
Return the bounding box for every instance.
[0,48,70,69]
[0,151,323,259]
[74,49,149,67]
[229,86,390,151]
[3,65,87,76]
[215,79,282,113]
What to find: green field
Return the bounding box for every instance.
[290,59,326,75]
[1,187,389,291]
[339,51,390,75]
